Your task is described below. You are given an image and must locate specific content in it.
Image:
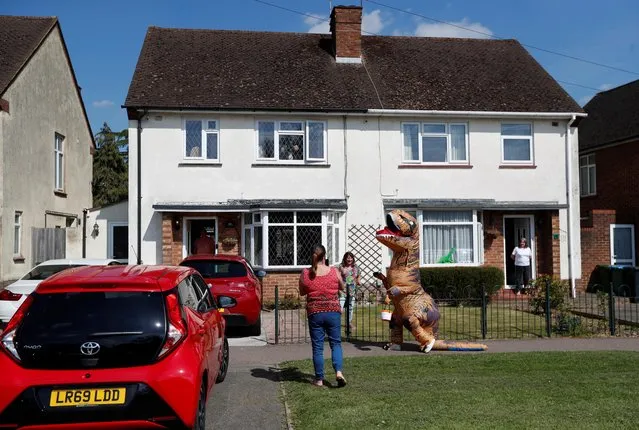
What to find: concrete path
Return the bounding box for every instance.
[210,336,639,429]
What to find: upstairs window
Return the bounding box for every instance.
[54,133,64,190]
[185,119,219,161]
[402,122,468,164]
[579,154,596,196]
[501,123,533,164]
[256,120,327,163]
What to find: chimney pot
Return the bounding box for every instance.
[330,5,363,64]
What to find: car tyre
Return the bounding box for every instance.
[194,381,206,430]
[248,315,261,336]
[216,337,229,383]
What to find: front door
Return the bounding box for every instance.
[610,224,635,266]
[186,219,218,256]
[504,216,535,287]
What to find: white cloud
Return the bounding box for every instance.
[414,18,493,39]
[304,14,329,34]
[598,83,613,91]
[579,95,593,106]
[304,10,388,34]
[93,99,115,108]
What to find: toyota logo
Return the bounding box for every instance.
[80,342,101,356]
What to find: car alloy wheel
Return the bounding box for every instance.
[216,337,229,383]
[194,381,206,430]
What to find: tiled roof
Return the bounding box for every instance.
[125,27,582,114]
[0,15,57,95]
[579,79,639,152]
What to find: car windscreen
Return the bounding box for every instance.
[16,291,166,369]
[180,260,247,278]
[21,264,84,281]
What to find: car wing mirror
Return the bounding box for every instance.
[217,296,237,309]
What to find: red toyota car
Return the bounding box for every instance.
[179,255,265,336]
[0,265,231,429]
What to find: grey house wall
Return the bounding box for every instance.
[0,26,93,281]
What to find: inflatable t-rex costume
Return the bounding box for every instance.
[374,209,487,352]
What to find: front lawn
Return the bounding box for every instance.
[280,351,639,429]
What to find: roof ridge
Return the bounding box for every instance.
[0,15,57,20]
[597,78,639,95]
[148,26,322,37]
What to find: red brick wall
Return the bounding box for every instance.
[483,211,504,269]
[578,209,616,290]
[330,6,362,59]
[261,272,301,302]
[580,140,639,263]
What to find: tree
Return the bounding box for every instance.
[92,122,128,207]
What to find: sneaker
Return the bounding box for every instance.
[336,375,347,387]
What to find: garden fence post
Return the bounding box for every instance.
[274,286,279,345]
[608,282,616,336]
[545,277,552,337]
[481,285,487,339]
[345,288,351,341]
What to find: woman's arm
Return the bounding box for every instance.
[298,271,308,296]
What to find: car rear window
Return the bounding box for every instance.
[180,260,247,278]
[22,264,84,281]
[16,291,166,370]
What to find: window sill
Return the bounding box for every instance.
[178,161,222,167]
[252,163,330,168]
[13,255,25,263]
[580,193,597,199]
[54,190,67,197]
[261,267,305,273]
[499,164,536,169]
[399,164,473,169]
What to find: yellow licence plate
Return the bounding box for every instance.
[49,388,126,407]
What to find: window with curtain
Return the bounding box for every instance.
[422,210,479,265]
[243,210,341,268]
[256,120,327,163]
[401,122,468,164]
[184,119,219,161]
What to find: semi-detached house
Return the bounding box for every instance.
[124,5,584,299]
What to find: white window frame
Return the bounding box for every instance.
[243,210,342,269]
[14,211,22,257]
[610,224,636,266]
[255,120,328,164]
[183,119,220,162]
[54,133,64,191]
[579,153,596,197]
[501,122,534,165]
[401,122,469,165]
[421,210,481,267]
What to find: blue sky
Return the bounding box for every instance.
[3,0,638,134]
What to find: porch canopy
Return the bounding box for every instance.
[152,199,348,212]
[383,199,568,211]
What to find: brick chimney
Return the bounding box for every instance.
[330,5,362,64]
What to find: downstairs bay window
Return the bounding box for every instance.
[422,210,482,265]
[243,210,341,268]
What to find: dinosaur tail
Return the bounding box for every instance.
[432,339,487,351]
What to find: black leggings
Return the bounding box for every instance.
[515,265,531,288]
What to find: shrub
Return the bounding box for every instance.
[263,295,303,310]
[419,266,504,300]
[554,312,585,336]
[528,274,570,314]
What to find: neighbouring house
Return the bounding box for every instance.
[84,200,129,263]
[578,79,639,287]
[0,16,94,282]
[124,5,584,300]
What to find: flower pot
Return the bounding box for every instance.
[380,310,392,321]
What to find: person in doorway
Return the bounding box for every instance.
[338,251,360,331]
[194,228,215,254]
[511,238,532,295]
[299,244,347,388]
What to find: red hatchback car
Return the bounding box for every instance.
[0,265,230,430]
[179,255,265,336]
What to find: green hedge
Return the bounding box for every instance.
[420,266,504,299]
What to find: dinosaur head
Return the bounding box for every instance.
[376,210,419,251]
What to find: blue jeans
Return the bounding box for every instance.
[308,312,343,380]
[339,296,355,323]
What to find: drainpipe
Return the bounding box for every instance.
[343,115,348,252]
[82,208,88,258]
[136,112,145,265]
[565,115,577,297]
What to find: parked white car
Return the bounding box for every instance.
[0,259,122,327]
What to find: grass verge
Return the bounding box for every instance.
[281,351,639,429]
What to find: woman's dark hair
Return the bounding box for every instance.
[309,244,326,280]
[341,251,356,267]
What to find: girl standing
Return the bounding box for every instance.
[338,252,360,331]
